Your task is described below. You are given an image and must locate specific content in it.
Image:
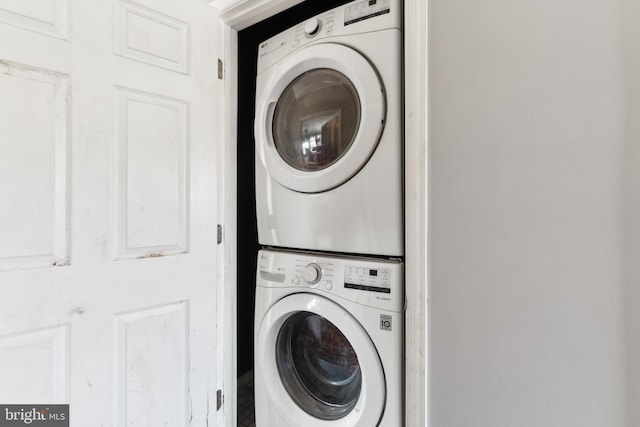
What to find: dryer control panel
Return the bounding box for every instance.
[256,0,401,74]
[257,249,403,312]
[344,0,391,26]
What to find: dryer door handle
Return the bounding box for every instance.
[265,101,277,147]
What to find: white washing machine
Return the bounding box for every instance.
[254,0,403,257]
[254,248,404,427]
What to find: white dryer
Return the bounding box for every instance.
[254,0,403,257]
[254,248,404,427]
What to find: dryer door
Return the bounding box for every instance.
[255,293,386,426]
[255,43,385,193]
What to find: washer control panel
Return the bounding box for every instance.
[344,266,392,293]
[303,18,322,37]
[293,259,335,289]
[302,263,323,284]
[257,249,403,311]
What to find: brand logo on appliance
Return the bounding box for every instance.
[380,314,392,331]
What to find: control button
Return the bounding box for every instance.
[325,282,333,290]
[304,19,321,37]
[293,276,300,285]
[303,263,322,284]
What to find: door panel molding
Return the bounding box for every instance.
[0,60,70,271]
[115,0,190,74]
[0,325,69,403]
[113,86,189,260]
[115,301,189,427]
[0,0,70,40]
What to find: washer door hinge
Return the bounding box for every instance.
[218,59,224,79]
[217,224,223,244]
[216,389,223,411]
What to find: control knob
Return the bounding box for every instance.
[303,263,322,284]
[304,19,321,37]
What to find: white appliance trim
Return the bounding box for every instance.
[403,0,429,425]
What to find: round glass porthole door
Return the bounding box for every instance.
[276,311,362,420]
[255,43,385,193]
[272,69,361,172]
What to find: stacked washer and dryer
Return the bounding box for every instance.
[253,0,404,426]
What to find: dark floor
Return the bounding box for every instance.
[238,370,255,427]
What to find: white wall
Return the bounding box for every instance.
[428,0,638,425]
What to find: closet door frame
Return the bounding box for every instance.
[210,1,429,426]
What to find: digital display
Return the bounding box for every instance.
[344,265,391,293]
[345,0,390,26]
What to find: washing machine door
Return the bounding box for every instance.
[255,43,386,193]
[256,293,386,426]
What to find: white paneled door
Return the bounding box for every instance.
[0,0,221,425]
